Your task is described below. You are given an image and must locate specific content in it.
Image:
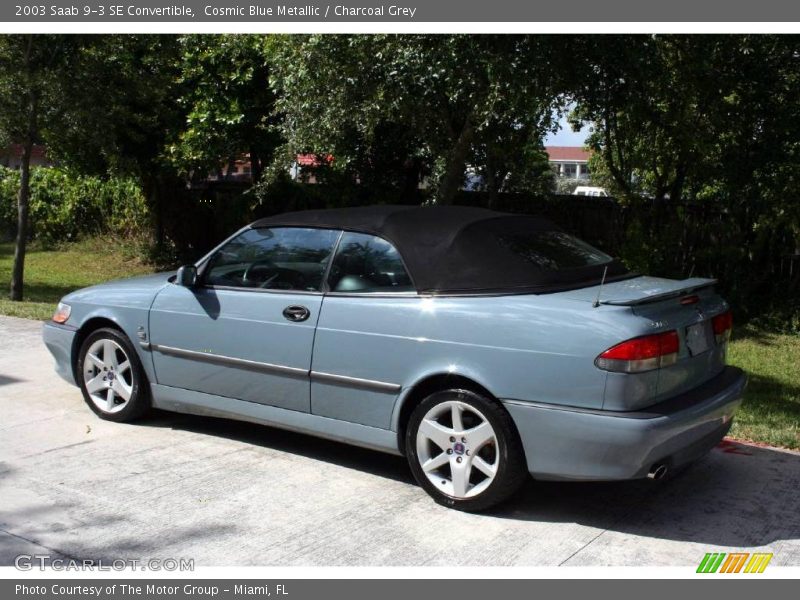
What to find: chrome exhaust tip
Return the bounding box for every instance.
[647,464,668,481]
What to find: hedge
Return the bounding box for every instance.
[0,166,149,245]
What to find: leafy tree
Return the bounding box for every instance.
[568,35,703,202]
[0,35,75,300]
[270,35,567,204]
[169,35,282,184]
[46,35,186,248]
[570,35,800,212]
[570,35,800,316]
[322,121,431,201]
[470,122,555,204]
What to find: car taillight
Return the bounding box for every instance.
[595,331,680,373]
[712,310,733,344]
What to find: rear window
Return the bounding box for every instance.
[495,231,613,271]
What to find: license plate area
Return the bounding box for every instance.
[685,321,713,356]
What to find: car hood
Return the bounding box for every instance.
[63,272,174,306]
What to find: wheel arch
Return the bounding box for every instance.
[71,314,138,383]
[393,371,515,455]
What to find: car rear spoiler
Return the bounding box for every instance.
[601,278,718,306]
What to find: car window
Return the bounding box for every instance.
[327,232,414,293]
[204,227,339,292]
[495,231,613,270]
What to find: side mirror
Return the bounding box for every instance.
[175,265,198,288]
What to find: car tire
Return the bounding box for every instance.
[76,327,151,422]
[406,388,528,511]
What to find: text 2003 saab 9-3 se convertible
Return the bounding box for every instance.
[43,205,746,511]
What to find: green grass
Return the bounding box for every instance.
[0,238,154,320]
[1,238,798,449]
[728,327,800,450]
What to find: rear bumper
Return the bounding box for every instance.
[502,366,747,481]
[42,321,77,386]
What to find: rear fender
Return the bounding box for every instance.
[390,364,497,432]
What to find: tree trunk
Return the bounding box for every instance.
[9,118,36,302]
[401,157,422,201]
[484,150,505,209]
[436,118,475,205]
[485,168,497,209]
[250,145,262,184]
[143,175,165,249]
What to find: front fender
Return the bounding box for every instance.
[68,305,158,386]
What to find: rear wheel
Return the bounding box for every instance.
[77,327,150,422]
[406,389,528,511]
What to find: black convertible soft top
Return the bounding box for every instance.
[251,205,631,294]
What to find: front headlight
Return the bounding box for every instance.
[52,302,71,324]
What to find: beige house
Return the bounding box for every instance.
[546,146,591,180]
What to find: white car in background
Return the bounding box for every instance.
[573,186,609,197]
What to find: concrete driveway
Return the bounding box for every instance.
[1,314,799,567]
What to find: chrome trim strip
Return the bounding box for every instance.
[152,344,309,378]
[324,291,420,299]
[501,398,659,420]
[151,344,402,392]
[203,285,324,297]
[310,371,401,393]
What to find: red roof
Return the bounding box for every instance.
[297,153,333,167]
[545,146,590,162]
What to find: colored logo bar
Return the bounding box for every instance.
[697,552,773,573]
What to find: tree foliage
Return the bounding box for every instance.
[0,35,76,299]
[269,35,568,203]
[571,35,800,218]
[568,35,800,317]
[169,35,281,184]
[0,166,147,245]
[44,35,185,246]
[1,33,799,323]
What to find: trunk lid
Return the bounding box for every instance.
[561,275,717,306]
[563,275,730,405]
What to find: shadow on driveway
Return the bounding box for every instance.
[140,409,800,551]
[144,409,414,485]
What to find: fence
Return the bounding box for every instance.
[454,191,799,323]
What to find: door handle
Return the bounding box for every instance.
[282,305,310,322]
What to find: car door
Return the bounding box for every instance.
[149,226,340,412]
[311,231,416,428]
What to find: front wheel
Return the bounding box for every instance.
[76,327,150,422]
[406,389,528,511]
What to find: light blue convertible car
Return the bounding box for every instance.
[43,205,746,510]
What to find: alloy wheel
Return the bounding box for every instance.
[415,400,499,499]
[82,338,134,414]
